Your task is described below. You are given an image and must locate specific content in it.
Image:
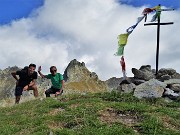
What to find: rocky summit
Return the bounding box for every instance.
[63,59,108,93]
[0,59,108,100]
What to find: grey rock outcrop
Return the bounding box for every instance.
[133,79,166,99]
[105,77,123,90]
[156,68,176,79]
[63,59,87,82]
[63,59,108,93]
[0,66,20,99]
[132,65,155,81]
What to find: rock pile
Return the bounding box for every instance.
[107,65,180,100]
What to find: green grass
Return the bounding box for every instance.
[0,91,180,135]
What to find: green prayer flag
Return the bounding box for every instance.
[114,46,124,56]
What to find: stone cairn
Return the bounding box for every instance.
[106,65,180,100]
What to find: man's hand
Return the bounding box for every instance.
[38,66,42,72]
[55,89,63,97]
[38,66,46,78]
[23,85,29,91]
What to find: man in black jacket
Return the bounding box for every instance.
[11,64,38,104]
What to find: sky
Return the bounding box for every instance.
[0,0,179,81]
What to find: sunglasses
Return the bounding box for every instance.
[51,69,57,73]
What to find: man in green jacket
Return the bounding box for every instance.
[38,66,64,97]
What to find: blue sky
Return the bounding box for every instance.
[0,0,179,80]
[0,0,44,24]
[0,0,179,25]
[120,0,180,9]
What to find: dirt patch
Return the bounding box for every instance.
[161,116,180,131]
[48,108,65,116]
[48,118,84,130]
[99,108,142,126]
[69,103,80,109]
[48,121,64,129]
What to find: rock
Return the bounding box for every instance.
[0,66,20,99]
[117,83,136,93]
[163,88,179,100]
[159,68,176,75]
[63,59,89,82]
[139,65,152,72]
[132,79,146,85]
[171,73,180,79]
[132,68,155,81]
[164,79,180,84]
[63,59,108,93]
[164,97,173,103]
[90,72,98,80]
[105,77,123,90]
[120,79,131,85]
[134,79,166,99]
[156,68,176,79]
[169,84,180,92]
[158,74,171,82]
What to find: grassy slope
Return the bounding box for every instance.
[0,92,180,135]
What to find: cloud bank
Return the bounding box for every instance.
[0,0,179,80]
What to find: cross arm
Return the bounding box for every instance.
[144,22,174,26]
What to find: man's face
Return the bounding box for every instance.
[29,66,36,75]
[50,67,57,76]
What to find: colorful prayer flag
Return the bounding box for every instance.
[115,46,124,56]
[118,33,129,46]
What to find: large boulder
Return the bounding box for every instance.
[134,79,166,99]
[0,66,20,99]
[156,68,180,80]
[105,77,123,90]
[132,65,155,81]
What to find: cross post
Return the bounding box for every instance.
[144,8,174,75]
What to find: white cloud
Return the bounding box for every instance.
[0,0,179,80]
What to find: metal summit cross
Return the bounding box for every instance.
[144,5,174,75]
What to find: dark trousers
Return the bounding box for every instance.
[45,87,63,97]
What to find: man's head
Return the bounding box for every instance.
[50,66,57,76]
[28,64,36,75]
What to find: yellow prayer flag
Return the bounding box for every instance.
[118,33,129,46]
